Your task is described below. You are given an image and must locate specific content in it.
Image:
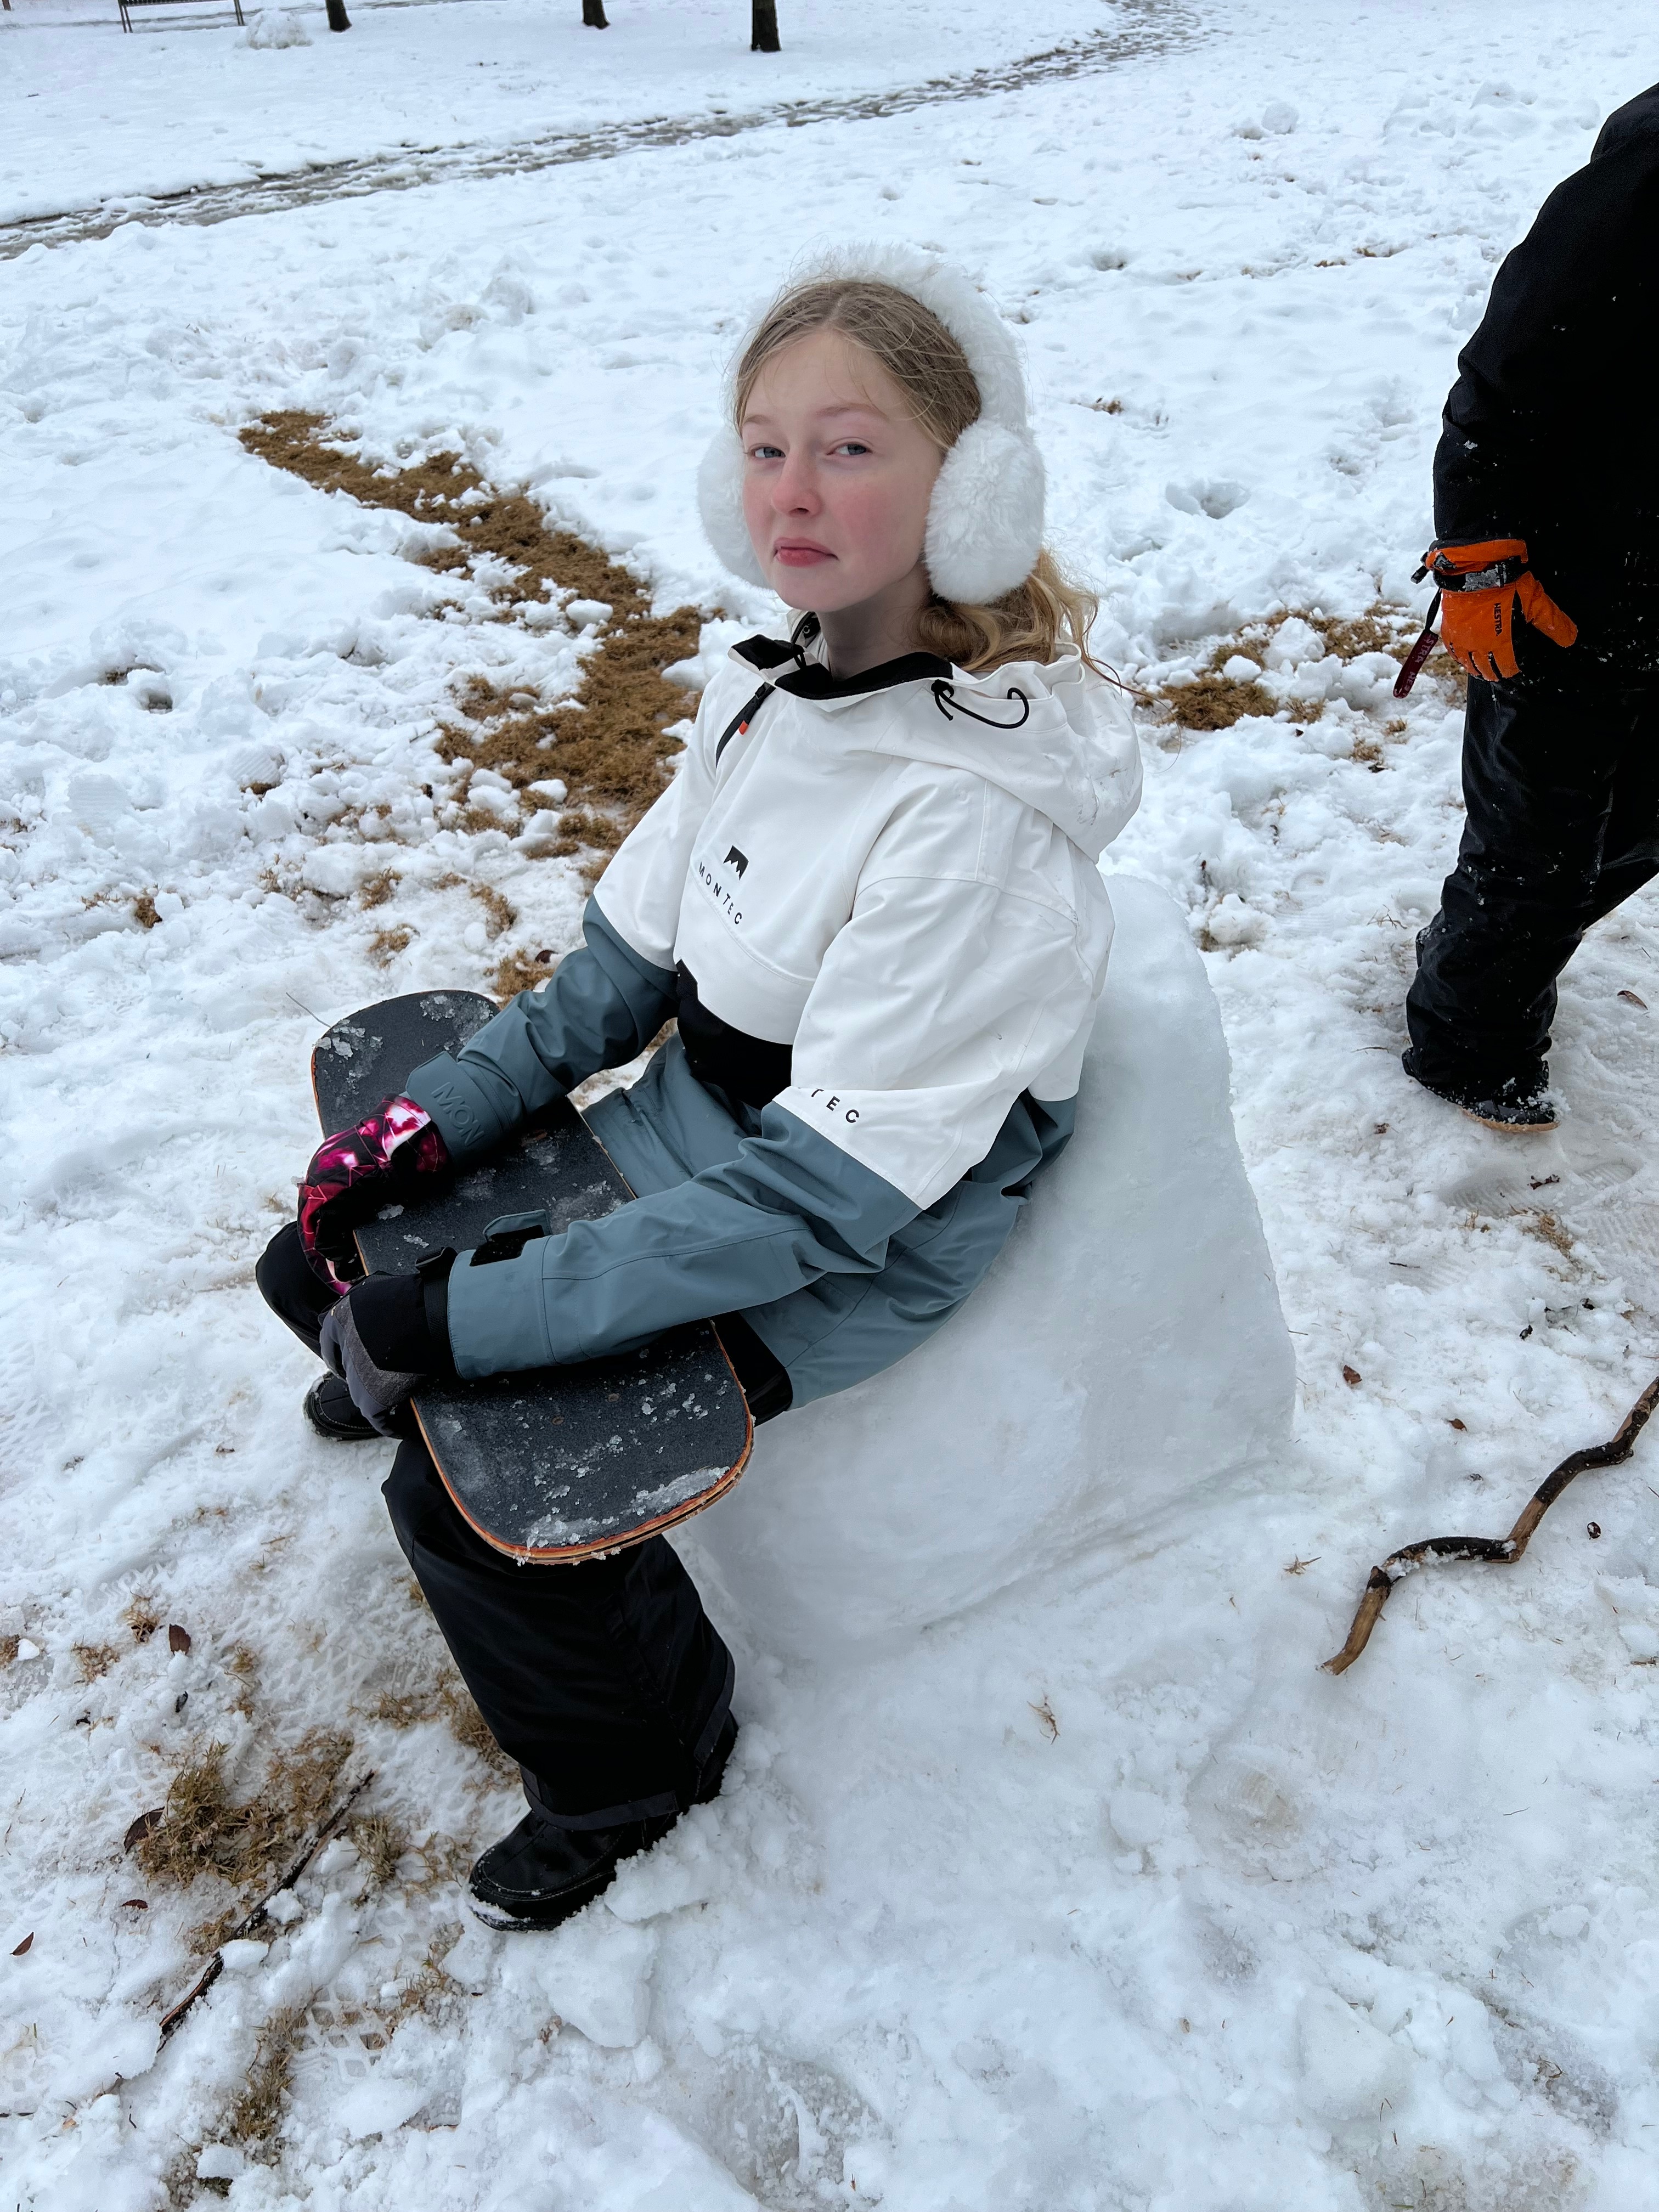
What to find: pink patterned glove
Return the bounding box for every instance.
[297,1096,449,1289]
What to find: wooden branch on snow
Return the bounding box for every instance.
[1321,1373,1659,1677]
[157,1770,375,2042]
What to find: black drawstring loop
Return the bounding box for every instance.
[930,679,1031,730]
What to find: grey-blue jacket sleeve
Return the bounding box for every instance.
[399,901,676,1161]
[444,1105,921,1379]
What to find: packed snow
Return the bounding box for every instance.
[699,879,1294,1657]
[4,0,1659,2206]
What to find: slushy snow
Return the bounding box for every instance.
[4,0,1659,2207]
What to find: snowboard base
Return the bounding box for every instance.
[311,991,752,1562]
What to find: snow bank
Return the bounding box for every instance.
[244,9,313,49]
[692,876,1293,1654]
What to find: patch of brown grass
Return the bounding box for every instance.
[366,1677,513,1777]
[133,892,160,930]
[369,925,413,966]
[124,1598,161,1644]
[358,870,400,910]
[1165,673,1277,730]
[348,1811,408,1888]
[390,1929,466,2021]
[133,1729,353,1895]
[241,411,640,611]
[1157,602,1435,735]
[73,1641,120,1684]
[224,1640,258,1719]
[242,411,703,858]
[1,1633,20,1667]
[224,2005,303,2147]
[240,412,704,867]
[490,946,554,1002]
[469,884,515,939]
[1316,611,1413,662]
[1527,1211,1576,1260]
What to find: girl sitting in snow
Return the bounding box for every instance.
[257,247,1141,1929]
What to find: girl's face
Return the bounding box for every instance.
[740,329,944,617]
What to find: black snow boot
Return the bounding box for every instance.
[467,1716,737,1932]
[1401,1049,1556,1133]
[303,1372,380,1442]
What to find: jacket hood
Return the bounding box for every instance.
[729,633,1142,862]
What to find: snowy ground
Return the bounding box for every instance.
[5,0,1659,2205]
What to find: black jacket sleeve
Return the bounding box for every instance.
[1434,87,1659,552]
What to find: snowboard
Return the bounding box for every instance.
[311,990,752,1563]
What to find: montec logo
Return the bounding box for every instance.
[723,845,749,879]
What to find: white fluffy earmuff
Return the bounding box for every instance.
[697,243,1046,606]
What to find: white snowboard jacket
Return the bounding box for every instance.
[405,625,1142,1381]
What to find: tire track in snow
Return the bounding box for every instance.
[0,0,1201,262]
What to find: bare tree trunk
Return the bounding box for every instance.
[326,0,351,29]
[583,0,609,24]
[751,0,779,52]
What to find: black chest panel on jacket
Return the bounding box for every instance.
[675,966,793,1111]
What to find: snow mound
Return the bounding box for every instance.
[689,876,1294,1655]
[244,9,313,48]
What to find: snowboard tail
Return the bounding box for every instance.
[311,991,752,1562]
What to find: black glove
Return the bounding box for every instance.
[319,1252,455,1436]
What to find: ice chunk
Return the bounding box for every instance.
[301,845,375,899]
[517,1916,657,2048]
[1265,618,1322,671]
[337,2072,431,2141]
[1297,1989,1414,2123]
[690,878,1293,1656]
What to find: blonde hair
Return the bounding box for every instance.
[733,278,1100,675]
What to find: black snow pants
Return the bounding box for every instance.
[256,1222,735,1829]
[1404,672,1659,1102]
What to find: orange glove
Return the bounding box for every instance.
[1420,538,1577,681]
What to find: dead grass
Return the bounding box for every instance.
[1317,610,1412,662]
[469,883,516,939]
[1,1634,19,1667]
[224,2005,303,2148]
[348,1811,408,1888]
[1527,1211,1577,1260]
[1156,602,1432,733]
[133,892,160,930]
[240,412,704,887]
[392,1929,466,2021]
[366,1676,514,1776]
[133,1728,353,1897]
[490,945,554,1001]
[73,1641,120,1684]
[224,1640,258,1720]
[1163,672,1277,730]
[358,870,400,910]
[124,1598,161,1644]
[369,925,413,966]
